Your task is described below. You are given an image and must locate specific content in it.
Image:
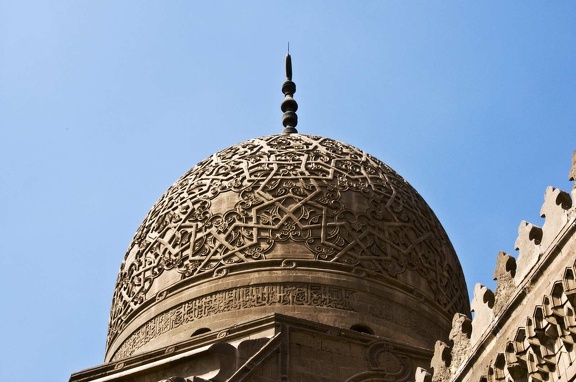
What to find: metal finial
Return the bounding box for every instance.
[281,50,298,134]
[285,51,292,80]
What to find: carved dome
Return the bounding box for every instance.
[105,133,469,362]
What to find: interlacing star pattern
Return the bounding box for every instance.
[107,134,468,348]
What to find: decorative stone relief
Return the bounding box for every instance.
[112,283,353,361]
[417,154,576,382]
[367,342,412,377]
[421,269,576,382]
[107,134,468,350]
[346,342,413,382]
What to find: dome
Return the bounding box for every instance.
[105,133,469,362]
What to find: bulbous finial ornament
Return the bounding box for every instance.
[281,52,298,134]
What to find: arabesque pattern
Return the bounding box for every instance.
[107,134,468,348]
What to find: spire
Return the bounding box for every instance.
[281,49,298,134]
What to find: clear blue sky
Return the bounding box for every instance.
[1,2,575,381]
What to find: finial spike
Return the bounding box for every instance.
[281,50,298,134]
[285,53,292,81]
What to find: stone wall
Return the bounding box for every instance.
[417,150,576,382]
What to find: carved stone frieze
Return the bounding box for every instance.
[112,283,354,361]
[107,134,468,353]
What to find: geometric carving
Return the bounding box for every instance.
[564,267,576,308]
[505,341,527,380]
[412,152,576,382]
[491,353,506,382]
[427,271,576,382]
[367,342,413,378]
[345,343,413,382]
[107,134,468,353]
[543,283,564,327]
[457,274,576,382]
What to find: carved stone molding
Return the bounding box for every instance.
[107,134,468,353]
[112,283,354,361]
[345,342,413,382]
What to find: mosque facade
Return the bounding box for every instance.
[69,56,576,382]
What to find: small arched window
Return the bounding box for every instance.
[350,324,374,335]
[191,328,211,337]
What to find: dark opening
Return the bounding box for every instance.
[350,324,374,335]
[191,328,211,336]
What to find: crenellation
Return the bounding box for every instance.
[514,221,543,284]
[421,272,576,382]
[493,252,517,315]
[448,313,471,375]
[430,341,452,382]
[540,187,572,251]
[470,284,495,345]
[404,150,576,382]
[66,44,575,382]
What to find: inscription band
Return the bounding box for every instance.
[112,283,354,361]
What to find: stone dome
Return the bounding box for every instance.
[105,133,469,362]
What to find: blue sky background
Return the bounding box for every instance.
[1,2,575,380]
